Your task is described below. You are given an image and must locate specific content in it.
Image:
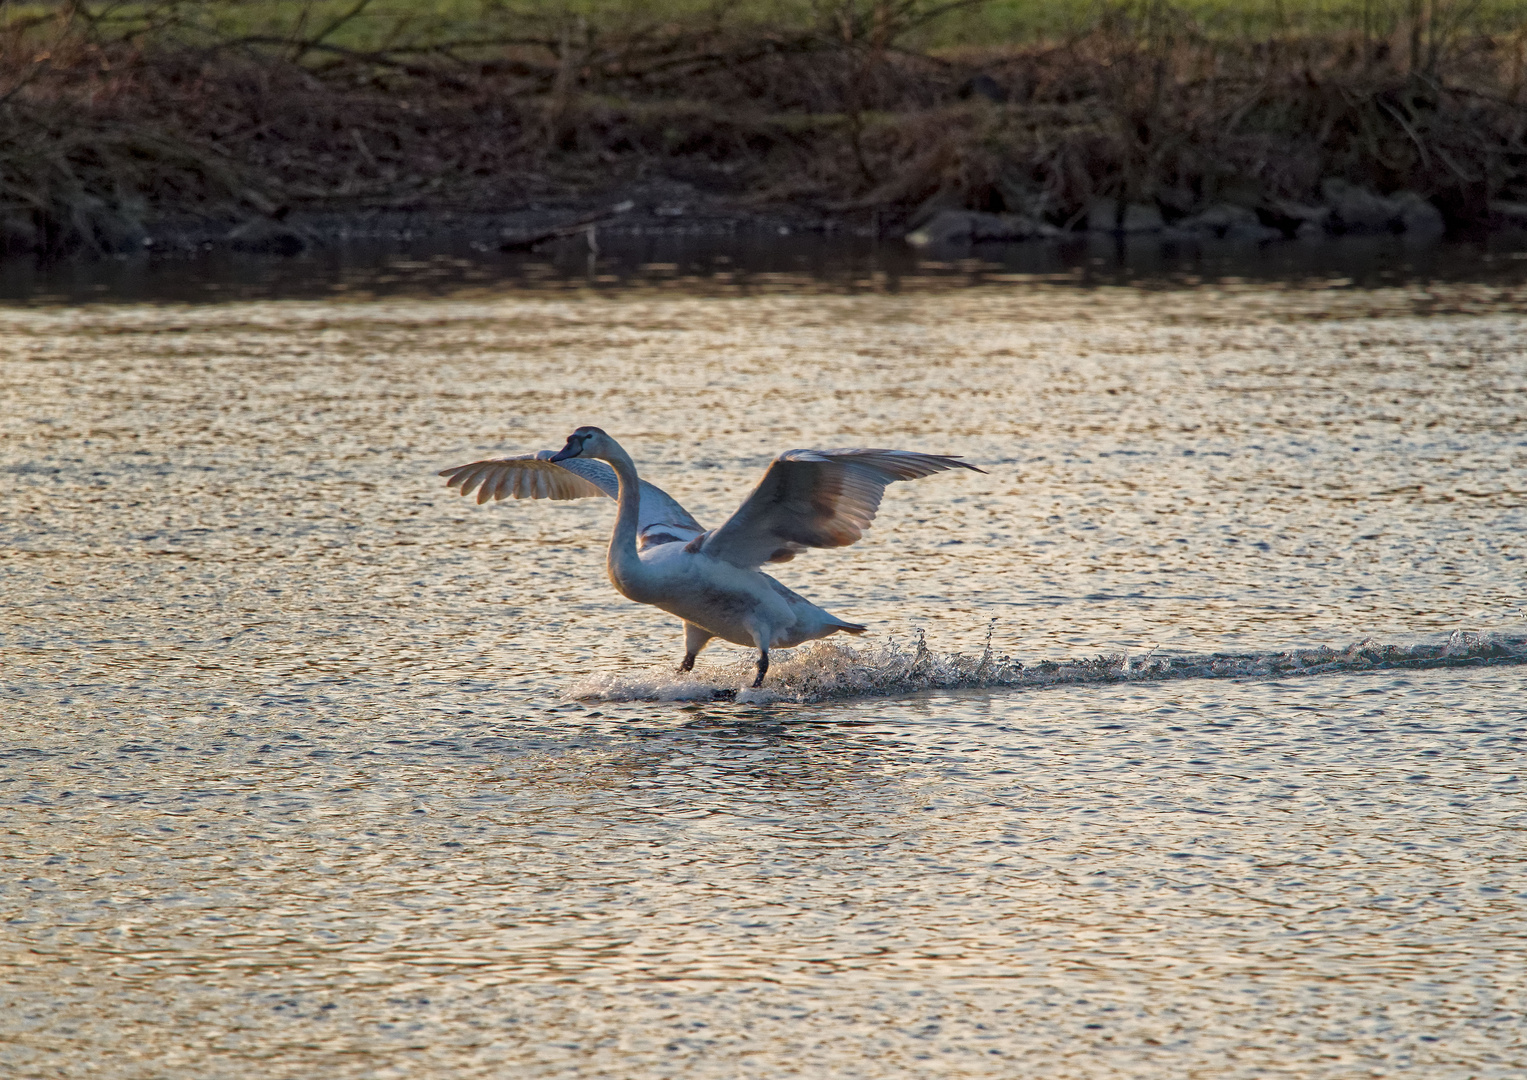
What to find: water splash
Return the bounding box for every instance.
[571,627,1527,705]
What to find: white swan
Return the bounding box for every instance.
[440,427,983,687]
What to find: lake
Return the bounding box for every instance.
[3,243,1526,1078]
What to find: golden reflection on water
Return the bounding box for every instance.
[2,283,1525,1078]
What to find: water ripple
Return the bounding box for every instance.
[3,285,1525,1079]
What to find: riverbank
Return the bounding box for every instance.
[4,4,1527,259]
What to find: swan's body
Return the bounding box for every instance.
[441,428,982,687]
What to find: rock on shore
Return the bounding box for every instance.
[906,180,1458,250]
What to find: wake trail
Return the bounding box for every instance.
[572,629,1527,705]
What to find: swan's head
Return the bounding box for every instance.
[549,426,614,462]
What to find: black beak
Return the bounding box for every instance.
[549,437,580,462]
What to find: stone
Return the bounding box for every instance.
[904,210,980,246]
[957,73,1007,103]
[1087,199,1163,233]
[1176,203,1258,236]
[1491,200,1527,224]
[0,212,39,253]
[1272,199,1331,229]
[1086,199,1119,232]
[904,209,1052,247]
[1393,192,1444,237]
[908,188,964,229]
[1155,185,1197,215]
[1320,178,1402,234]
[995,175,1056,221]
[1121,203,1165,232]
[1319,181,1445,236]
[227,218,309,255]
[94,213,149,254]
[1223,221,1282,243]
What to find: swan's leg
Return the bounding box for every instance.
[679,622,713,674]
[744,623,773,688]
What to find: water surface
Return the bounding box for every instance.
[3,278,1525,1078]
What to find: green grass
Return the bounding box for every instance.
[7,0,1526,56]
[938,0,1527,43]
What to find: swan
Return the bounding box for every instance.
[440,428,983,688]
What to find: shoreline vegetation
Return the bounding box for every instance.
[3,0,1527,259]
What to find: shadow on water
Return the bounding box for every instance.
[4,229,1527,304]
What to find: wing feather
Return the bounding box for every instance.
[701,448,983,569]
[441,454,610,503]
[439,449,707,546]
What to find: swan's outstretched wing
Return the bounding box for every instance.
[700,448,983,569]
[439,451,705,545]
[441,453,610,503]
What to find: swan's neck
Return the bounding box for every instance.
[601,444,648,598]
